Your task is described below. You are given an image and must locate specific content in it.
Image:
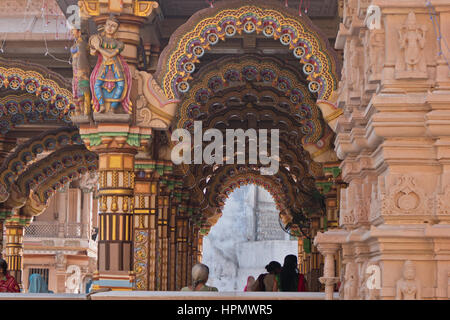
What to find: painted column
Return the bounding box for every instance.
[96,148,136,288]
[4,214,31,288]
[0,206,14,258]
[156,181,170,291]
[78,126,151,291]
[0,137,16,257]
[168,179,181,290]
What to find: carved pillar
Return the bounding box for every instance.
[317,243,340,300]
[4,214,31,288]
[76,125,151,291]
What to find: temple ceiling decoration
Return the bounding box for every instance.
[0,58,75,134]
[176,55,326,146]
[155,0,340,103]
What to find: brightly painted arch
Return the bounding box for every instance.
[155,0,343,131]
[0,58,75,134]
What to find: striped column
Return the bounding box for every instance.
[93,151,136,291]
[0,206,14,258]
[168,203,177,290]
[157,193,169,290]
[5,214,30,288]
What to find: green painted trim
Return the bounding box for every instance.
[324,166,341,178]
[80,132,151,147]
[303,238,311,254]
[316,182,332,194]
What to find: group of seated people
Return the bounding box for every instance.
[182,254,307,293]
[244,254,307,292]
[1,255,305,293]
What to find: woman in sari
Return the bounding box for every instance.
[0,258,20,293]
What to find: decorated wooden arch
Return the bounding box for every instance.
[5,145,98,217]
[0,127,83,202]
[0,58,75,134]
[155,0,343,130]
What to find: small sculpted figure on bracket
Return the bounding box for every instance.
[70,28,91,116]
[89,15,132,114]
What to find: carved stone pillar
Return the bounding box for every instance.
[315,230,347,300]
[317,243,340,300]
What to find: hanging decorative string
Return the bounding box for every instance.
[41,0,71,65]
[426,0,450,72]
[206,0,215,8]
[298,0,310,16]
[285,0,289,7]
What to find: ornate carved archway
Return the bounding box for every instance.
[0,58,75,134]
[154,0,343,131]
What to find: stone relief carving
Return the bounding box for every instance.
[396,260,422,300]
[340,187,356,227]
[343,262,359,299]
[380,176,433,216]
[134,70,179,129]
[437,185,450,215]
[366,28,385,82]
[369,181,381,221]
[354,184,369,225]
[395,12,427,79]
[343,0,357,29]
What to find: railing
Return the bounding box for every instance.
[65,223,83,238]
[24,222,87,239]
[24,221,59,238]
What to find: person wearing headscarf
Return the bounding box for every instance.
[0,258,20,293]
[263,261,282,291]
[28,273,52,293]
[181,263,218,292]
[274,254,307,292]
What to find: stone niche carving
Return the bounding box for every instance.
[365,28,385,83]
[340,187,356,228]
[381,175,433,217]
[396,260,422,300]
[395,12,428,79]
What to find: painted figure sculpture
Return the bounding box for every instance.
[89,16,132,114]
[70,28,91,116]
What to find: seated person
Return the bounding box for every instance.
[181,263,218,292]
